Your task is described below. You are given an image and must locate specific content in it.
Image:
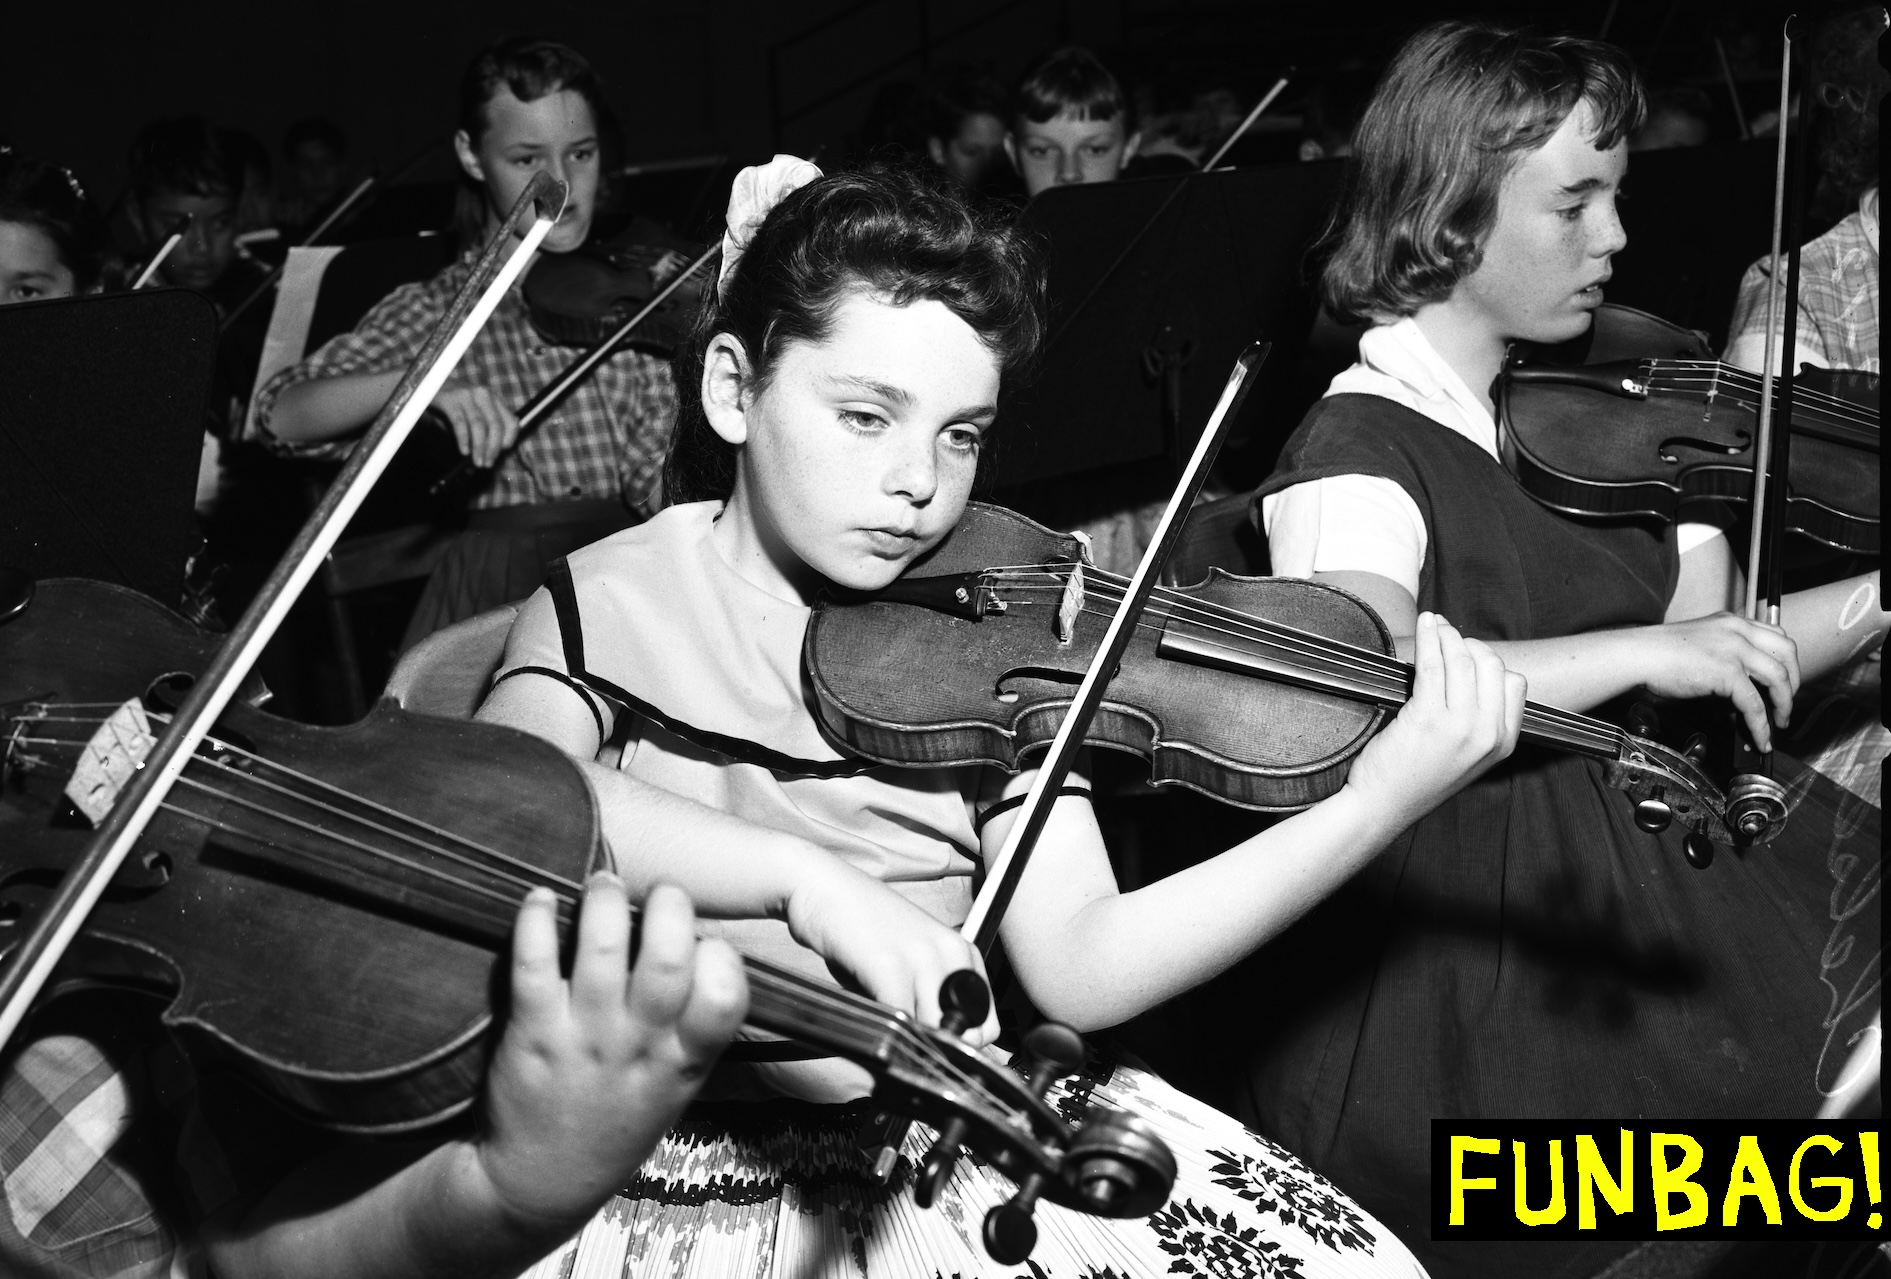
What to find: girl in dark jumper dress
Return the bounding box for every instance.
[1247,21,1886,1279]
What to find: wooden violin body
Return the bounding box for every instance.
[0,579,1175,1222]
[809,504,1391,811]
[522,218,709,355]
[0,578,603,1131]
[1500,305,1880,554]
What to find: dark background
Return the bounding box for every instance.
[3,0,1800,223]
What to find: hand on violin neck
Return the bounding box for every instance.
[475,878,747,1241]
[432,383,522,469]
[784,858,998,1047]
[1342,613,1524,830]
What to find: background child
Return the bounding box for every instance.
[1004,47,1141,199]
[0,147,112,303]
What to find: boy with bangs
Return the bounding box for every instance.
[1005,47,1141,199]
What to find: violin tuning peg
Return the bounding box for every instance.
[982,1174,1047,1264]
[1682,733,1709,764]
[854,1109,911,1186]
[914,1117,970,1209]
[936,969,990,1036]
[1627,701,1662,739]
[1022,1021,1086,1095]
[1634,796,1673,833]
[1683,833,1715,870]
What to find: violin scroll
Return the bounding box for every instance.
[1603,730,1789,856]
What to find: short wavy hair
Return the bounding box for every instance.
[453,37,621,243]
[665,164,1045,505]
[1318,22,1645,325]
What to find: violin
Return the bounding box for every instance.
[807,502,1755,859]
[1499,304,1880,555]
[0,576,1175,1225]
[521,217,713,355]
[416,228,721,503]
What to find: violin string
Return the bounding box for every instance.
[974,568,1624,751]
[167,768,959,1076]
[1642,383,1880,439]
[146,782,987,1100]
[25,709,582,895]
[1639,362,1879,429]
[10,718,1060,1137]
[1643,358,1872,413]
[16,718,1006,1096]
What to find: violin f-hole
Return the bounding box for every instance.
[995,666,1088,704]
[1658,430,1749,463]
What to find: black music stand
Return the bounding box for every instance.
[993,158,1345,498]
[0,289,216,609]
[1601,139,1779,352]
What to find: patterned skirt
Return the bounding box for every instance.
[519,1050,1426,1279]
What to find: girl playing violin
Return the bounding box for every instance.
[1247,22,1886,1277]
[477,157,1521,1275]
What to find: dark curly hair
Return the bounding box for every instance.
[1319,22,1644,324]
[0,149,111,293]
[664,163,1046,505]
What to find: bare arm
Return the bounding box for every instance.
[270,368,527,470]
[1672,532,1886,678]
[476,674,996,1039]
[1317,531,1886,751]
[994,615,1523,1030]
[207,883,746,1279]
[268,368,406,444]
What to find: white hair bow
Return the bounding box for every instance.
[719,154,822,301]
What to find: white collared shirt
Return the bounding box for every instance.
[1261,316,1721,598]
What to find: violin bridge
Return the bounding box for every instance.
[64,699,157,827]
[1055,565,1085,644]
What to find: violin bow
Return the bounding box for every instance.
[1042,76,1289,358]
[131,216,190,290]
[0,171,570,1055]
[1720,18,1812,846]
[426,238,722,498]
[1743,15,1807,625]
[961,342,1268,953]
[1201,75,1293,171]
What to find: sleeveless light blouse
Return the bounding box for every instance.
[497,500,982,987]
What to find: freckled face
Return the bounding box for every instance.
[457,87,600,254]
[0,221,78,303]
[1007,112,1136,198]
[1454,101,1628,346]
[724,292,1000,598]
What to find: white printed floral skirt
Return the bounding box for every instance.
[520,1050,1427,1278]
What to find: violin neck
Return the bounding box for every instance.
[737,952,911,1063]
